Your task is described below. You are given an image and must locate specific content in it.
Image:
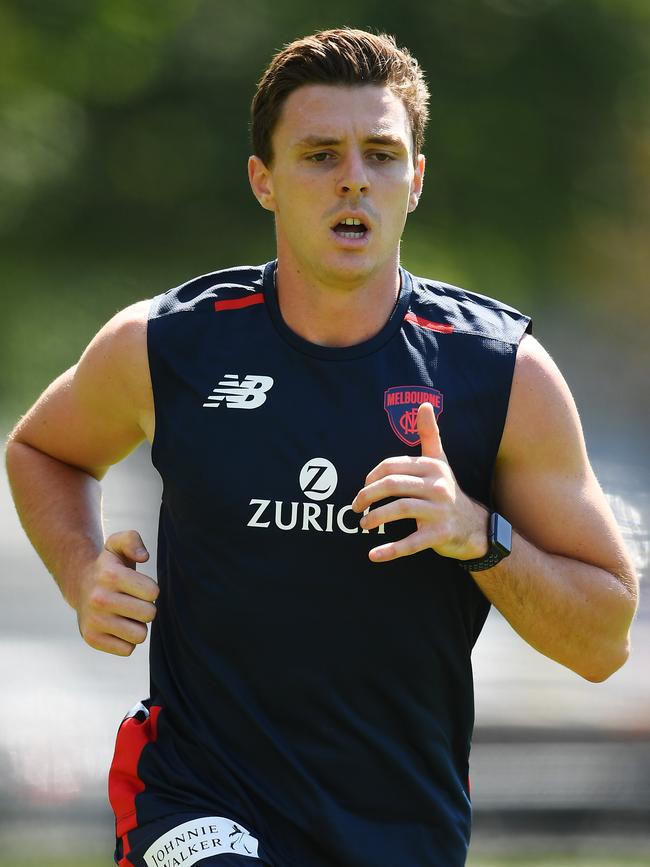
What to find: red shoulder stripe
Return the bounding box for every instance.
[404,311,454,334]
[215,294,265,311]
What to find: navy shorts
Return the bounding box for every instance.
[115,812,271,867]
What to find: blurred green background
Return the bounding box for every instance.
[1,0,649,429]
[1,1,648,865]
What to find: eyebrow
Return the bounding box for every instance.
[294,134,406,149]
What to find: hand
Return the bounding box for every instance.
[351,402,489,563]
[76,530,159,656]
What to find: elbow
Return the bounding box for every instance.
[4,434,20,476]
[5,430,17,454]
[581,581,638,683]
[580,636,631,683]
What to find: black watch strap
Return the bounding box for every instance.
[458,512,512,572]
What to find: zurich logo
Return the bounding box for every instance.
[247,457,384,535]
[299,458,338,501]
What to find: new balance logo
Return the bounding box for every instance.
[203,375,274,409]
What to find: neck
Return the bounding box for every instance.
[274,256,402,348]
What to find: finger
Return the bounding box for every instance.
[103,613,149,646]
[111,595,158,624]
[105,529,150,568]
[113,571,160,604]
[368,529,433,563]
[96,556,160,603]
[353,475,428,513]
[360,497,432,530]
[81,628,137,657]
[87,577,159,622]
[360,456,443,490]
[418,402,445,460]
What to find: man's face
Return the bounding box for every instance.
[249,84,425,289]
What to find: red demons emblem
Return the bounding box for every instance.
[383,386,444,447]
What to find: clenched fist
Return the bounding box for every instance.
[76,529,159,656]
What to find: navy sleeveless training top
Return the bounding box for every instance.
[109,261,531,867]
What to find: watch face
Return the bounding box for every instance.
[491,513,512,556]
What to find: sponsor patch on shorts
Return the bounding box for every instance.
[143,816,259,866]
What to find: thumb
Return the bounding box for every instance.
[417,402,445,459]
[104,530,150,568]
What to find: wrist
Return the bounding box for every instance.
[57,537,103,611]
[461,503,491,561]
[458,512,513,572]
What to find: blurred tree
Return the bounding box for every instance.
[0,0,648,418]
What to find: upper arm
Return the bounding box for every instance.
[8,300,154,479]
[494,334,637,593]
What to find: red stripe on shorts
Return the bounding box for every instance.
[215,294,265,311]
[118,832,132,867]
[108,706,162,838]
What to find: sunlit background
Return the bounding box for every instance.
[1,1,648,865]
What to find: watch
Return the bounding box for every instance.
[457,512,512,572]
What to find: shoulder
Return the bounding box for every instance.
[78,299,151,408]
[9,299,155,475]
[494,333,595,550]
[494,333,637,584]
[150,264,267,318]
[71,298,155,448]
[499,333,584,470]
[406,271,531,344]
[87,298,150,355]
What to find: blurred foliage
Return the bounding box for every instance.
[0,0,649,418]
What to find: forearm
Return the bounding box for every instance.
[472,530,637,682]
[5,439,105,610]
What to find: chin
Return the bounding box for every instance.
[321,261,373,287]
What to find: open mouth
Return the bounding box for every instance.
[332,217,369,239]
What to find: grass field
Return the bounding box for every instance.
[469,859,650,866]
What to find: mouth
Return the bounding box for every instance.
[331,217,370,243]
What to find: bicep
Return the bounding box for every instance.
[9,301,153,479]
[494,335,634,581]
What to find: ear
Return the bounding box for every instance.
[248,155,276,212]
[407,153,425,213]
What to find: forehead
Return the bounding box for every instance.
[274,84,412,149]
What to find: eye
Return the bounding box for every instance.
[370,152,395,162]
[308,152,333,163]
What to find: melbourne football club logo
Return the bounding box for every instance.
[383,386,444,447]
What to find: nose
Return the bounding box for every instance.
[336,150,369,197]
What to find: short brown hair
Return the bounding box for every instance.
[251,28,429,167]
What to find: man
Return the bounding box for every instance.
[5,28,637,867]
